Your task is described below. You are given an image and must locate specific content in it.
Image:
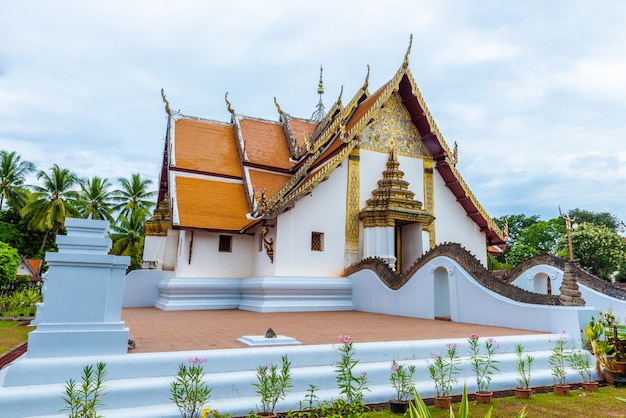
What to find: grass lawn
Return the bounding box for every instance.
[366,386,626,417]
[0,320,31,354]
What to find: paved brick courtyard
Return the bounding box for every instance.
[121,308,546,353]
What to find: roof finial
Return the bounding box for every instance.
[274,97,283,115]
[403,34,413,68]
[161,88,171,115]
[362,65,370,90]
[225,92,234,114]
[337,85,344,106]
[311,65,325,122]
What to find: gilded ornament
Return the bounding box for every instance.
[161,88,171,115]
[225,92,234,114]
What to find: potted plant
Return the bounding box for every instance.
[567,349,598,391]
[427,342,461,409]
[170,357,211,418]
[253,355,292,417]
[548,332,570,396]
[467,334,499,403]
[513,343,534,399]
[389,360,416,413]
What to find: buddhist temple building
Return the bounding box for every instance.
[141,38,506,310]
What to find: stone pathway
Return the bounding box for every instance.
[122,308,546,353]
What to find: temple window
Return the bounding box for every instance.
[311,232,324,252]
[218,235,233,253]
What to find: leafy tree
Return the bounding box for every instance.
[77,176,116,222]
[21,164,80,251]
[566,208,619,232]
[567,222,626,280]
[0,207,55,259]
[0,150,36,211]
[110,210,146,271]
[0,241,20,288]
[113,173,156,222]
[494,214,541,243]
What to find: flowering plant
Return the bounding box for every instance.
[253,355,292,414]
[333,335,369,416]
[170,357,211,418]
[567,349,592,382]
[514,343,534,389]
[389,360,416,401]
[427,342,461,398]
[467,334,499,393]
[548,331,569,385]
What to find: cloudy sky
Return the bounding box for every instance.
[2,1,626,223]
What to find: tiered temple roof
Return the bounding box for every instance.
[156,39,506,250]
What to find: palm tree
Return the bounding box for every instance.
[21,164,80,251]
[110,209,146,270]
[77,176,116,222]
[0,150,36,211]
[113,173,156,221]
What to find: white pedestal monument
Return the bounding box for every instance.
[27,218,130,357]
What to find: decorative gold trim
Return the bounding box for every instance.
[266,141,358,217]
[345,148,360,257]
[403,34,413,69]
[225,92,234,114]
[161,88,171,115]
[423,159,436,248]
[261,226,274,263]
[273,96,283,115]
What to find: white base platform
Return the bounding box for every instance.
[237,335,302,347]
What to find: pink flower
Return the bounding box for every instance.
[470,333,479,340]
[488,338,496,344]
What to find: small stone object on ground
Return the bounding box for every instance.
[265,327,277,338]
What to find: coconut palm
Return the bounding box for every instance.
[21,164,80,251]
[0,150,36,211]
[77,176,116,222]
[110,209,146,270]
[113,173,156,221]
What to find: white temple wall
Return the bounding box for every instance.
[273,164,348,277]
[432,173,487,265]
[174,230,254,278]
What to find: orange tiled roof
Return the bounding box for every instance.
[174,176,251,231]
[27,259,42,274]
[239,119,293,169]
[288,119,317,148]
[248,169,291,198]
[174,119,242,178]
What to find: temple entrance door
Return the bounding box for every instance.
[434,267,451,320]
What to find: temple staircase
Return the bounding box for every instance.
[0,333,591,418]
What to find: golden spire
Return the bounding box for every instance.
[274,96,283,115]
[317,65,324,95]
[161,88,171,115]
[225,92,234,114]
[403,34,413,69]
[311,65,326,122]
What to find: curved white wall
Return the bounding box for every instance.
[351,256,595,338]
